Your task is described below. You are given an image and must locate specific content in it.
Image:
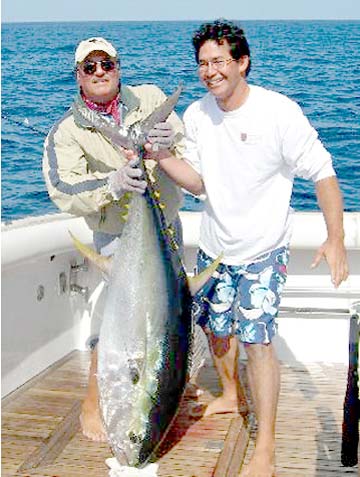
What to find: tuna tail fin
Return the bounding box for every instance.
[69,231,112,275]
[139,83,183,138]
[187,253,223,296]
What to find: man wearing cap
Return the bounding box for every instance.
[43,37,184,441]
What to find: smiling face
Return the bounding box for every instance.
[198,40,250,111]
[76,50,120,104]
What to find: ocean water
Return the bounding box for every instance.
[1,20,360,222]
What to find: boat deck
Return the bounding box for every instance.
[2,351,357,477]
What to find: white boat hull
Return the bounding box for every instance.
[2,211,360,397]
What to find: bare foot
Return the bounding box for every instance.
[80,398,107,442]
[240,447,276,477]
[203,395,248,417]
[185,382,204,398]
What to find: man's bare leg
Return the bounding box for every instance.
[239,343,279,477]
[80,349,107,442]
[204,334,248,417]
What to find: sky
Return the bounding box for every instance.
[2,0,360,23]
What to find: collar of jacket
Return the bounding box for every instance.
[120,85,140,115]
[71,84,140,129]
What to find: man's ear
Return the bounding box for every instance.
[238,55,250,76]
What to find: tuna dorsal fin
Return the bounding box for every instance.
[69,231,112,275]
[187,253,223,296]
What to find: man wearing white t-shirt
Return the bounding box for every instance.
[148,20,349,477]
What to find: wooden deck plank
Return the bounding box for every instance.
[17,400,81,472]
[240,362,358,477]
[213,417,249,477]
[2,351,358,477]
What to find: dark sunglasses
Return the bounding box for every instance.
[81,59,117,75]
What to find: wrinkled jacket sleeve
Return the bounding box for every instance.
[43,112,113,216]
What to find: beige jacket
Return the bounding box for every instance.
[43,84,184,234]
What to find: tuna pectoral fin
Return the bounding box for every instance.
[68,231,112,275]
[187,254,223,296]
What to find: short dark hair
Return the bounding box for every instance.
[192,19,251,76]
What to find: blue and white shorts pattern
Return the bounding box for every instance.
[192,246,289,344]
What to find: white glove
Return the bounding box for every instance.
[147,122,175,152]
[108,158,147,199]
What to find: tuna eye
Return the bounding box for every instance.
[130,367,140,384]
[128,360,140,384]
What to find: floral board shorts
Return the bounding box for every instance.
[192,246,289,344]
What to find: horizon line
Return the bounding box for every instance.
[2,18,360,24]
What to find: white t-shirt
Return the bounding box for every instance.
[183,84,335,265]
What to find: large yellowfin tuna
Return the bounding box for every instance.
[71,85,220,468]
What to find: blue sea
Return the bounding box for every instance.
[2,20,360,222]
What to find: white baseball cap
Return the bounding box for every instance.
[75,37,118,64]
